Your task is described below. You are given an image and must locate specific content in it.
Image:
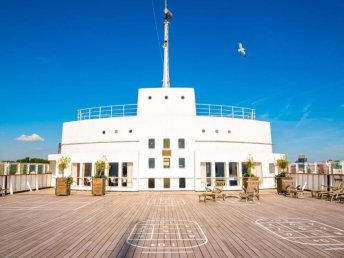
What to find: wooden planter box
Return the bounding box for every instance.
[92,178,106,196]
[242,176,260,190]
[55,178,71,196]
[277,177,293,195]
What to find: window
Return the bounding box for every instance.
[215,162,225,178]
[165,96,168,99]
[148,178,155,188]
[202,129,206,133]
[163,158,170,168]
[178,138,185,149]
[148,138,155,149]
[163,138,170,148]
[148,158,155,169]
[269,163,275,174]
[164,178,170,188]
[179,158,185,168]
[229,162,238,186]
[129,129,132,133]
[102,130,106,134]
[122,163,128,187]
[179,178,186,188]
[206,162,211,186]
[84,163,92,177]
[109,163,119,186]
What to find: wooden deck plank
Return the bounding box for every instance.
[0,189,343,257]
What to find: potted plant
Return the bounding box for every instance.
[242,156,259,189]
[275,156,292,195]
[56,156,72,196]
[92,160,108,196]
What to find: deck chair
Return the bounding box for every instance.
[239,180,259,202]
[318,180,342,199]
[327,187,344,202]
[199,180,226,202]
[286,182,307,198]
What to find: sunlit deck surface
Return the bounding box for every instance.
[0,189,343,257]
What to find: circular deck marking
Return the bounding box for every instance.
[126,219,208,253]
[255,218,344,249]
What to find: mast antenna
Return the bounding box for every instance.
[162,0,172,88]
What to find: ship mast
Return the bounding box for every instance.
[162,0,172,88]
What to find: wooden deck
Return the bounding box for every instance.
[0,189,343,257]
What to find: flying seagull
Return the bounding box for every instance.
[238,42,246,57]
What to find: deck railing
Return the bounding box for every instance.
[77,104,256,120]
[196,104,255,120]
[77,104,138,120]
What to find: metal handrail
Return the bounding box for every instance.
[77,103,256,120]
[196,104,255,120]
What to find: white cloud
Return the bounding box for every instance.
[16,133,44,142]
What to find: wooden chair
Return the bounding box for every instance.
[317,180,342,199]
[286,182,307,198]
[239,180,259,202]
[199,180,226,202]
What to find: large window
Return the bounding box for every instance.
[163,138,170,148]
[178,138,185,149]
[148,158,155,169]
[148,178,155,188]
[84,163,92,177]
[109,162,119,186]
[148,138,155,149]
[269,163,275,174]
[179,158,185,168]
[179,178,186,188]
[229,162,238,186]
[215,162,225,178]
[122,163,128,187]
[206,162,211,186]
[164,178,170,188]
[163,158,170,168]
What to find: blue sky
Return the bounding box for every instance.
[0,0,343,162]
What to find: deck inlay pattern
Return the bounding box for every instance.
[0,189,343,257]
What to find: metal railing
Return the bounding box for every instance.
[77,104,138,120]
[196,104,255,119]
[77,103,256,120]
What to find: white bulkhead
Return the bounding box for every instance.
[49,87,280,191]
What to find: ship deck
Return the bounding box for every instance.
[0,189,343,257]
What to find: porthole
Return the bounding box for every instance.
[165,96,168,99]
[228,130,231,134]
[202,129,206,133]
[148,96,152,100]
[181,96,185,99]
[215,130,219,133]
[114,130,118,134]
[102,130,106,135]
[129,129,132,133]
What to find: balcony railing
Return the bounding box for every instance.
[77,104,255,120]
[77,104,138,120]
[196,104,255,120]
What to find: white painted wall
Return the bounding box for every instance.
[49,87,280,191]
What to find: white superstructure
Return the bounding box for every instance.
[48,2,282,191]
